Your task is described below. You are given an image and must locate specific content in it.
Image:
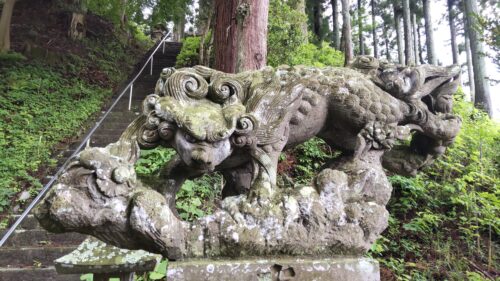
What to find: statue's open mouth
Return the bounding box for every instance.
[420,65,461,114]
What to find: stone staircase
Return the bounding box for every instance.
[0,215,83,281]
[0,42,182,281]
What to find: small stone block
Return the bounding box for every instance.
[166,257,380,281]
[54,237,161,275]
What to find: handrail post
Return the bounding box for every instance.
[162,40,165,54]
[128,83,133,111]
[150,57,154,76]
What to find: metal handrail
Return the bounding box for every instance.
[0,31,173,247]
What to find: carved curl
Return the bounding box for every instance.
[166,71,209,102]
[208,78,244,104]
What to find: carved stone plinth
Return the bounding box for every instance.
[166,257,380,281]
[54,238,161,281]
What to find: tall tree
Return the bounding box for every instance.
[464,0,492,115]
[214,0,269,73]
[0,0,16,52]
[412,13,418,64]
[417,22,425,64]
[331,0,340,49]
[290,0,308,43]
[422,0,436,64]
[394,7,404,64]
[357,0,364,55]
[402,0,414,65]
[447,0,459,64]
[464,29,475,102]
[371,0,378,58]
[341,0,353,65]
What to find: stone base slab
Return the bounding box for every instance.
[167,257,380,281]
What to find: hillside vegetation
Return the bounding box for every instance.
[0,1,151,220]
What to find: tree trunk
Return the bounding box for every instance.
[357,0,364,55]
[412,13,418,65]
[464,0,491,115]
[120,0,127,29]
[341,0,353,65]
[214,0,269,73]
[447,0,458,64]
[199,3,214,67]
[383,26,391,61]
[395,12,404,65]
[422,0,436,64]
[417,23,425,64]
[402,0,414,65]
[464,26,475,102]
[293,0,308,43]
[69,12,85,40]
[235,0,269,72]
[331,0,340,49]
[173,17,186,41]
[371,0,378,58]
[214,0,238,73]
[0,0,16,52]
[312,0,322,41]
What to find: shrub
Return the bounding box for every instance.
[175,36,201,68]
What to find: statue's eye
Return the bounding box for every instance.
[184,133,197,143]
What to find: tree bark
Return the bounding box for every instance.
[214,0,269,73]
[394,11,404,65]
[0,0,16,52]
[447,0,459,64]
[312,0,322,41]
[402,0,414,65]
[422,0,436,64]
[199,2,214,67]
[69,12,86,40]
[173,17,186,41]
[236,0,269,72]
[293,0,308,43]
[357,0,364,55]
[464,0,491,115]
[371,0,378,58]
[214,0,238,73]
[412,13,418,65]
[120,0,127,29]
[464,26,475,102]
[383,26,391,61]
[417,23,425,64]
[331,0,340,49]
[341,0,353,66]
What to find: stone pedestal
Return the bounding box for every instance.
[167,257,380,281]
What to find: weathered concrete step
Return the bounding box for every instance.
[0,246,76,267]
[1,230,85,247]
[0,266,80,281]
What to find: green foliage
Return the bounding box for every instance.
[267,0,343,68]
[175,36,201,68]
[267,0,307,67]
[369,90,500,279]
[0,52,27,64]
[135,147,222,221]
[288,42,344,67]
[0,32,145,216]
[0,65,110,208]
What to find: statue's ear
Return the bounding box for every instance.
[106,140,140,165]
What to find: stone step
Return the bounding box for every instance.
[0,266,80,281]
[1,230,85,248]
[1,215,40,231]
[0,246,76,267]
